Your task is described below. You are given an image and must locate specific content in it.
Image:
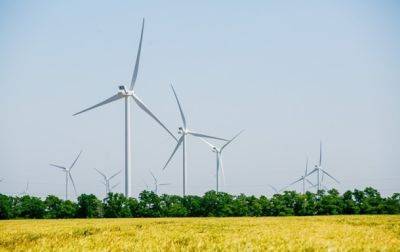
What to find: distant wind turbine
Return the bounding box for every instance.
[19,181,29,196]
[73,19,176,197]
[163,84,228,195]
[283,157,315,194]
[200,130,244,192]
[149,171,170,195]
[95,168,121,196]
[50,150,82,200]
[306,142,340,191]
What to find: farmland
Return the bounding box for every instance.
[0,215,399,251]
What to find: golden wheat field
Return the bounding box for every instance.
[0,215,399,251]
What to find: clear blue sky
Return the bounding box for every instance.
[1,1,399,198]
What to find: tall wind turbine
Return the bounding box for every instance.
[163,84,228,195]
[73,19,176,197]
[50,150,82,200]
[306,142,340,191]
[149,171,170,195]
[200,130,244,192]
[95,168,121,196]
[283,157,315,194]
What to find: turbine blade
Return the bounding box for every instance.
[94,168,107,180]
[321,169,340,184]
[221,130,244,151]
[199,137,215,149]
[158,183,171,186]
[73,94,123,116]
[69,173,78,196]
[187,131,228,141]
[163,136,183,170]
[268,184,278,193]
[305,178,314,186]
[69,150,82,170]
[111,182,120,190]
[50,164,67,170]
[130,18,145,90]
[304,157,309,177]
[109,170,122,180]
[319,141,322,166]
[289,177,303,186]
[305,168,318,177]
[170,84,187,129]
[149,170,157,183]
[132,94,177,141]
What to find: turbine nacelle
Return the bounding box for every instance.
[118,85,133,96]
[178,127,185,135]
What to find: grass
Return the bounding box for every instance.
[0,215,399,251]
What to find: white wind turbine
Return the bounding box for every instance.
[200,130,244,192]
[50,150,82,200]
[94,168,122,196]
[149,171,170,195]
[73,19,176,197]
[19,181,29,196]
[163,84,228,195]
[283,157,315,194]
[306,142,340,191]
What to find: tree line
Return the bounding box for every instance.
[0,187,399,219]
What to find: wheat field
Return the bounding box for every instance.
[0,215,399,251]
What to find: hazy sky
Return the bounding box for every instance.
[1,1,399,199]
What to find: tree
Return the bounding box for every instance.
[60,200,78,218]
[44,195,63,219]
[77,194,103,218]
[182,195,203,217]
[103,193,131,218]
[0,194,13,219]
[138,191,162,217]
[201,191,233,217]
[160,195,188,217]
[16,195,45,219]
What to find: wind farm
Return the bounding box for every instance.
[1,2,400,251]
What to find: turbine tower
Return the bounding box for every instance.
[200,130,244,192]
[163,84,228,196]
[73,19,176,197]
[50,150,82,200]
[149,171,170,195]
[95,168,121,196]
[306,142,340,191]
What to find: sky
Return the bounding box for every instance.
[0,1,399,199]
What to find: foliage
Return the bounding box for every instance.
[0,187,399,219]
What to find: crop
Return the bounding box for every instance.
[0,215,399,251]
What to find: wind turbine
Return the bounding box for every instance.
[283,157,315,194]
[73,19,176,197]
[306,142,340,191]
[163,84,228,195]
[50,150,82,200]
[95,168,121,196]
[149,171,170,195]
[200,130,244,192]
[19,181,29,196]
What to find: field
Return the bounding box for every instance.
[0,215,399,251]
